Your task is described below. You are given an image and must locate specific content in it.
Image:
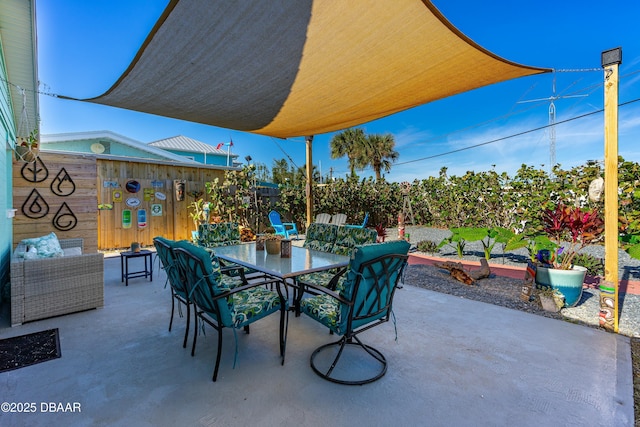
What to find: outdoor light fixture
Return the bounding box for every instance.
[601,47,622,67]
[245,155,252,164]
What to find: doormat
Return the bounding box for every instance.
[0,328,61,373]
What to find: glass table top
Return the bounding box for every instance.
[213,243,349,279]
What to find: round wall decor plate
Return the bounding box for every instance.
[126,180,141,193]
[90,142,105,154]
[126,197,141,207]
[155,192,166,201]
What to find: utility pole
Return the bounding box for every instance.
[518,71,587,173]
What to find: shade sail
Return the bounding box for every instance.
[82,0,549,138]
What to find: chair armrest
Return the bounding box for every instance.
[299,267,350,303]
[59,238,84,251]
[213,276,286,302]
[220,263,248,282]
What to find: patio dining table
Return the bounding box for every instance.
[213,243,350,311]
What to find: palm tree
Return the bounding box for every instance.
[362,133,399,180]
[330,128,367,178]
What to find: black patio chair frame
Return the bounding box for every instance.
[153,237,191,348]
[302,250,408,385]
[173,245,288,382]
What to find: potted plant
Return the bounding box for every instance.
[188,199,208,242]
[257,234,282,254]
[537,286,564,312]
[15,129,39,162]
[534,202,604,307]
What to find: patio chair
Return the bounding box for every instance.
[172,241,288,382]
[196,222,260,279]
[300,240,410,385]
[344,212,369,229]
[315,213,332,224]
[268,210,299,239]
[330,213,347,226]
[197,222,241,247]
[298,225,377,298]
[153,237,191,348]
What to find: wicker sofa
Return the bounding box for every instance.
[10,238,104,326]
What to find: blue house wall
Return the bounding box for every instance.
[162,149,233,166]
[0,42,15,304]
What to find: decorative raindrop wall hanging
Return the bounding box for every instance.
[53,202,78,231]
[20,157,48,183]
[50,168,76,196]
[22,188,50,219]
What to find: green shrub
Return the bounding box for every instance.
[561,252,604,276]
[417,240,438,253]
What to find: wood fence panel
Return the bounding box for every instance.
[95,159,225,250]
[13,152,227,251]
[13,152,99,252]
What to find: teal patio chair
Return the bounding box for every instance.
[154,236,191,349]
[298,225,377,304]
[196,222,260,279]
[344,212,369,229]
[268,210,299,239]
[172,241,288,382]
[197,222,241,248]
[300,240,410,385]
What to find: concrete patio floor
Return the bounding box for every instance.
[0,254,634,426]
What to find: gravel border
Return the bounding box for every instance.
[397,226,640,338]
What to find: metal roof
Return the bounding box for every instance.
[41,130,201,164]
[149,135,237,157]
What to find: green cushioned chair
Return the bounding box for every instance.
[300,240,410,385]
[196,222,261,278]
[173,240,288,382]
[303,223,338,253]
[332,226,378,256]
[197,222,241,247]
[154,236,191,349]
[298,225,377,296]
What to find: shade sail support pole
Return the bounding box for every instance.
[305,135,314,228]
[600,47,621,333]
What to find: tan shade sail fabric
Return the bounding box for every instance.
[83,0,549,138]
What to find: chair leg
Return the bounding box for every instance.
[279,305,289,365]
[212,328,223,382]
[183,302,190,349]
[309,335,387,385]
[244,325,250,334]
[169,293,175,332]
[191,310,199,357]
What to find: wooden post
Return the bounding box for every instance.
[305,135,314,227]
[600,48,622,333]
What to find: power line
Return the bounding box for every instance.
[394,97,640,166]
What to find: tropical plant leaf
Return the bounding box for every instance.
[628,244,640,260]
[453,227,488,242]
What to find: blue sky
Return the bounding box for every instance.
[36,1,640,182]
